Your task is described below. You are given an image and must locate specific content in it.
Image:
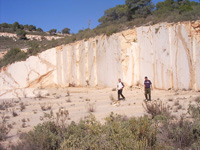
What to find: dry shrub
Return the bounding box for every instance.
[12,108,18,117]
[168,98,173,102]
[112,88,116,91]
[109,94,115,102]
[194,96,200,103]
[40,103,52,111]
[0,100,14,111]
[0,113,11,141]
[55,108,69,127]
[43,108,69,127]
[159,116,200,149]
[143,100,171,119]
[66,97,71,103]
[35,91,43,98]
[87,103,96,113]
[20,102,26,111]
[174,100,179,106]
[66,90,70,96]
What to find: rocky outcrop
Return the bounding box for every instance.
[1,21,200,98]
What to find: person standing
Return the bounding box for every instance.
[117,78,125,100]
[144,76,152,101]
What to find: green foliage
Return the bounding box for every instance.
[12,22,20,31]
[12,122,63,150]
[48,29,57,35]
[61,28,70,34]
[0,48,28,67]
[98,0,200,27]
[16,30,27,40]
[0,36,30,53]
[27,25,36,31]
[153,0,200,22]
[12,114,160,150]
[0,22,44,34]
[98,5,129,24]
[36,28,43,32]
[28,41,40,55]
[126,0,155,19]
[1,23,9,28]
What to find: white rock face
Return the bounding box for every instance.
[1,21,200,98]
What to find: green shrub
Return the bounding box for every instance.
[12,121,63,150]
[0,48,28,67]
[12,113,160,150]
[16,29,27,40]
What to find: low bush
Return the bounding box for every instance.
[12,121,63,150]
[0,113,11,141]
[0,48,28,67]
[11,113,160,150]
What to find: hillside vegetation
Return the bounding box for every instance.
[0,22,70,36]
[0,0,200,68]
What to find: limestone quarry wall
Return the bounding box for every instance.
[0,21,200,98]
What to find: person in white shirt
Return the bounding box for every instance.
[117,78,125,100]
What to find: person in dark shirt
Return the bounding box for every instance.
[144,76,152,101]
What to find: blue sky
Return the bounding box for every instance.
[0,0,193,33]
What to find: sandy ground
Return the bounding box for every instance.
[0,87,200,147]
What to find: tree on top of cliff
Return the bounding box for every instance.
[153,0,199,21]
[0,22,45,34]
[27,25,36,31]
[125,0,155,19]
[16,29,27,40]
[62,28,70,34]
[36,28,43,32]
[98,5,129,24]
[48,29,57,35]
[98,0,200,26]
